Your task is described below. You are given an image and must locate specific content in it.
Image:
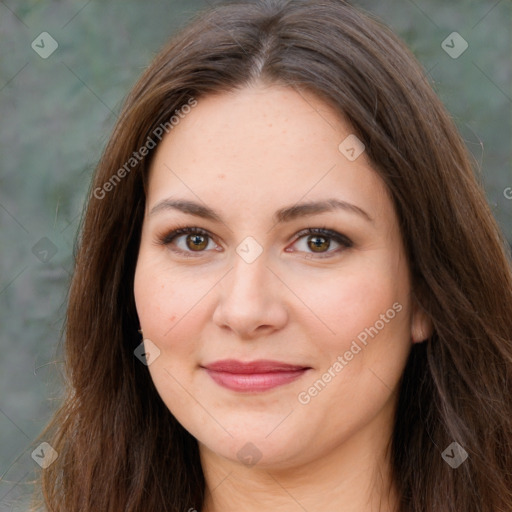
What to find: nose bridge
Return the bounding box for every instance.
[226,243,272,303]
[212,240,287,336]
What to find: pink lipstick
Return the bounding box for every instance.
[202,359,311,392]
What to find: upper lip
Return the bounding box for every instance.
[202,359,310,374]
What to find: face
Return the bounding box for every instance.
[133,84,431,470]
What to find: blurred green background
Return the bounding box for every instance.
[0,0,510,509]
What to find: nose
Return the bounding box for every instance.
[212,251,288,340]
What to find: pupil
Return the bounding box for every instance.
[189,234,206,250]
[310,235,328,252]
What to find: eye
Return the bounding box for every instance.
[157,225,353,259]
[158,226,219,257]
[287,227,353,258]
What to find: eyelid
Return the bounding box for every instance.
[292,227,353,248]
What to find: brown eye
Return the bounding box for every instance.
[160,227,216,257]
[307,235,331,253]
[160,226,352,259]
[289,227,353,259]
[186,233,209,251]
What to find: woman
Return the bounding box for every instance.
[32,0,512,510]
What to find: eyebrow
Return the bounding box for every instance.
[149,197,373,224]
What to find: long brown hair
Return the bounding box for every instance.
[30,1,512,510]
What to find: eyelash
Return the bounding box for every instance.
[157,225,353,259]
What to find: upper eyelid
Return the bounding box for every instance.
[163,226,346,241]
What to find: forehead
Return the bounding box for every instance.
[153,85,349,166]
[145,85,391,224]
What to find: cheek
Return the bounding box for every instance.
[325,269,411,390]
[292,263,408,353]
[133,251,214,407]
[292,268,411,430]
[134,250,206,338]
[133,255,204,419]
[297,260,413,410]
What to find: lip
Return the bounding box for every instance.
[201,359,311,392]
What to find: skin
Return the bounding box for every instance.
[133,83,432,512]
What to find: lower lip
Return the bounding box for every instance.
[204,368,309,392]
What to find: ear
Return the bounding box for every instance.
[411,298,433,344]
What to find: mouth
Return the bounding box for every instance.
[201,359,312,392]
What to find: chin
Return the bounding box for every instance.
[195,420,317,470]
